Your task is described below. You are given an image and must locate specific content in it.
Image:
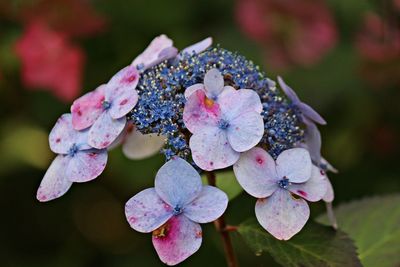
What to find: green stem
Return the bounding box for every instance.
[206,171,239,267]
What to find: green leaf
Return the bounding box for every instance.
[201,171,243,200]
[317,194,400,267]
[238,219,362,267]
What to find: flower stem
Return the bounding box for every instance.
[206,171,239,267]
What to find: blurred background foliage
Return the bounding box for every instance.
[0,0,399,266]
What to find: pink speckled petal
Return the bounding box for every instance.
[323,176,335,202]
[71,85,106,130]
[132,34,174,68]
[277,76,300,104]
[125,188,173,233]
[107,85,138,119]
[122,129,165,160]
[298,102,327,125]
[233,147,278,198]
[88,112,127,149]
[183,90,220,133]
[289,165,328,202]
[36,155,72,202]
[181,37,212,55]
[276,148,312,183]
[49,113,90,154]
[255,189,310,240]
[219,89,263,121]
[204,68,224,99]
[152,215,202,266]
[184,83,204,99]
[227,111,264,152]
[184,185,228,223]
[155,157,202,207]
[142,46,178,69]
[233,147,279,198]
[190,127,239,171]
[66,149,107,182]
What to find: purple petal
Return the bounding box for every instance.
[323,176,335,202]
[183,90,220,133]
[122,129,165,160]
[152,215,202,266]
[181,37,212,56]
[66,150,107,182]
[88,112,126,149]
[204,68,224,98]
[184,83,204,99]
[49,113,90,154]
[132,34,174,69]
[219,89,263,121]
[107,84,139,119]
[289,165,328,202]
[255,189,310,240]
[233,147,279,198]
[71,85,106,130]
[184,185,228,223]
[227,111,264,152]
[189,127,239,171]
[125,188,173,233]
[36,155,72,202]
[155,157,202,207]
[302,121,322,165]
[277,76,300,104]
[276,148,312,183]
[321,157,338,173]
[298,102,327,125]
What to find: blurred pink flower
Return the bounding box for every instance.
[15,21,85,102]
[356,12,400,88]
[235,0,337,70]
[20,0,107,38]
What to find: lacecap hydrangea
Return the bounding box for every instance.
[37,35,337,266]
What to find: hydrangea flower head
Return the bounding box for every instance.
[183,68,264,170]
[125,157,228,265]
[37,113,107,202]
[233,147,328,240]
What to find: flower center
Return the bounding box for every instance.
[68,143,79,157]
[204,97,214,108]
[218,119,230,130]
[278,177,290,189]
[173,205,183,215]
[102,100,111,110]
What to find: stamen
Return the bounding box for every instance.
[278,177,290,189]
[68,143,79,157]
[218,119,230,130]
[173,205,183,215]
[102,100,111,110]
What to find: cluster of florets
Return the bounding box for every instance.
[130,47,304,160]
[37,35,336,266]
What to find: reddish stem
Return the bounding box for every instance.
[206,171,239,267]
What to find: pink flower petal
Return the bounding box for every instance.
[132,35,174,69]
[36,155,72,202]
[155,157,202,207]
[49,113,90,154]
[184,83,204,99]
[189,127,239,171]
[227,111,264,152]
[143,46,178,69]
[66,150,107,182]
[183,90,221,133]
[218,89,263,121]
[276,148,312,183]
[184,185,228,223]
[323,176,334,203]
[125,188,173,233]
[122,129,165,160]
[289,165,328,202]
[255,189,310,240]
[88,112,126,149]
[71,84,106,130]
[233,147,278,198]
[152,215,202,266]
[204,68,224,99]
[181,37,212,56]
